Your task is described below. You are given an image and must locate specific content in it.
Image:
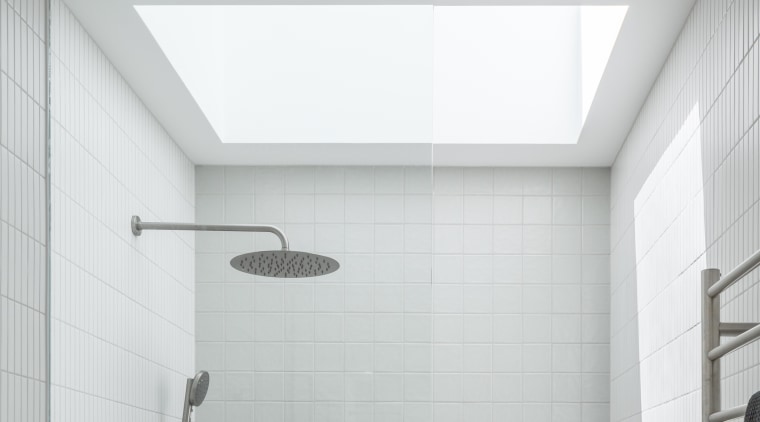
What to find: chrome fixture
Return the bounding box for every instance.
[131,215,340,278]
[182,371,210,422]
[702,247,760,422]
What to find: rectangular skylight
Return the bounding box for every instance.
[434,6,582,144]
[136,5,626,145]
[137,5,433,143]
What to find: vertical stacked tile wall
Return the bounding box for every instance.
[610,1,760,420]
[48,1,196,420]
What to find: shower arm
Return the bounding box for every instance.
[131,215,289,250]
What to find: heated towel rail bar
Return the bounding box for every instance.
[702,248,760,422]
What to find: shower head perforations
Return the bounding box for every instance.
[231,250,340,278]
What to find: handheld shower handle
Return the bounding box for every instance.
[181,378,193,422]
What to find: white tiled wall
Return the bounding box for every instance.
[0,0,48,421]
[49,1,196,420]
[195,166,434,422]
[195,166,610,422]
[610,0,760,421]
[430,167,610,422]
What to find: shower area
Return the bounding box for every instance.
[5,0,758,420]
[192,165,436,421]
[36,2,613,422]
[190,165,611,422]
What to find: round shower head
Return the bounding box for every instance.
[189,371,210,406]
[231,250,340,278]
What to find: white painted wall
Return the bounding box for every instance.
[610,0,760,420]
[195,166,610,422]
[48,1,196,420]
[0,0,48,421]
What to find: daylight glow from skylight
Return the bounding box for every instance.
[434,6,582,144]
[136,5,626,145]
[581,6,628,122]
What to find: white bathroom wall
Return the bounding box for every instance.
[0,0,48,421]
[430,167,610,422]
[194,166,436,422]
[48,1,196,421]
[610,0,760,421]
[195,166,610,422]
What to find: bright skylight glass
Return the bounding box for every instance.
[136,5,626,145]
[434,6,581,144]
[581,6,628,122]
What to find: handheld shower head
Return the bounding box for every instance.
[182,371,210,422]
[189,371,210,406]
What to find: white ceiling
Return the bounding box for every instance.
[63,0,696,166]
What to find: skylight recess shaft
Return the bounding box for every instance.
[136,5,626,145]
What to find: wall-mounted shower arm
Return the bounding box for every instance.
[131,215,289,250]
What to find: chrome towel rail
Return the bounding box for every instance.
[708,324,760,361]
[707,248,760,297]
[702,249,760,422]
[708,405,747,422]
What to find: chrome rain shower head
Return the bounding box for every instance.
[231,250,340,278]
[182,371,210,422]
[131,216,340,278]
